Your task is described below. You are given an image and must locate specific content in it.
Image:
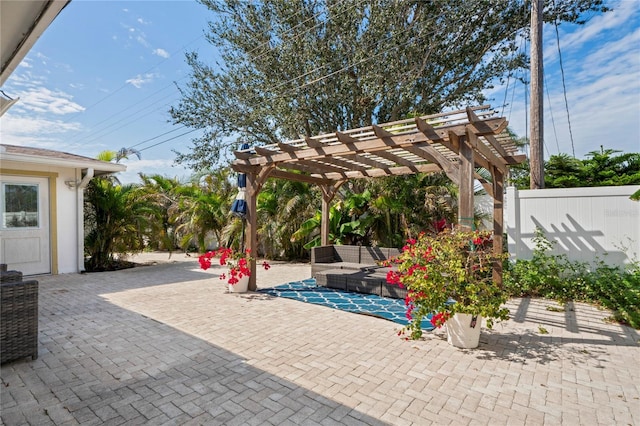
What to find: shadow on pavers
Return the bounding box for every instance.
[474,297,639,365]
[1,264,389,425]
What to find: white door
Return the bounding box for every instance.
[0,176,51,275]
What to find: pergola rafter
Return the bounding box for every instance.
[231,105,526,290]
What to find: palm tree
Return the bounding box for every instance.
[137,174,182,251]
[254,178,319,259]
[84,179,151,271]
[172,169,235,252]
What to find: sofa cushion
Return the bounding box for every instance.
[360,246,388,265]
[333,246,361,263]
[315,269,348,290]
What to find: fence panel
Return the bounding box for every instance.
[505,185,640,267]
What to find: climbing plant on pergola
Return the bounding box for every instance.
[232,105,525,290]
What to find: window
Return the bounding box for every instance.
[2,183,39,228]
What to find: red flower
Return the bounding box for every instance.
[434,218,448,233]
[430,311,451,328]
[197,247,270,286]
[422,246,433,261]
[386,270,401,285]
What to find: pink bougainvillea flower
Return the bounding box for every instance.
[429,311,451,328]
[198,247,270,286]
[434,218,448,233]
[386,270,401,285]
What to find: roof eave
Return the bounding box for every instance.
[0,152,126,174]
[0,0,72,86]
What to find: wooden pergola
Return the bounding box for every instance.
[231,105,526,290]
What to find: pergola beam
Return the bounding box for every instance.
[231,105,525,291]
[341,153,391,169]
[372,124,460,182]
[243,118,507,166]
[466,107,510,159]
[315,163,441,180]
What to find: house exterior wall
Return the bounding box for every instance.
[1,160,84,274]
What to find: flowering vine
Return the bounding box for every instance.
[386,227,509,339]
[199,247,270,286]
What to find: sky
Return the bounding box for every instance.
[1,0,639,185]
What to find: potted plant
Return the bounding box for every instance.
[199,248,270,293]
[386,227,509,347]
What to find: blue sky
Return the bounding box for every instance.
[1,0,639,184]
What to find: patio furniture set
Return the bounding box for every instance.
[311,245,407,299]
[1,264,38,364]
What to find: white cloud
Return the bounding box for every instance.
[545,1,640,64]
[18,59,33,69]
[137,18,150,25]
[125,73,158,88]
[578,28,640,77]
[116,158,191,184]
[136,34,150,48]
[489,2,640,159]
[564,1,637,48]
[12,87,85,115]
[153,48,170,58]
[0,114,81,142]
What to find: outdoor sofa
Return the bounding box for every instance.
[311,245,407,299]
[1,264,38,364]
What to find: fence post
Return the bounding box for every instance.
[506,186,520,260]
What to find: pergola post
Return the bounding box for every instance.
[321,196,330,246]
[245,172,259,291]
[458,132,475,230]
[492,166,505,286]
[244,165,274,291]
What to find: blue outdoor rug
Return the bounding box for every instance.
[259,279,434,331]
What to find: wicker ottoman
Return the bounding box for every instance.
[1,273,39,364]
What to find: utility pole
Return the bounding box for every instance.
[530,0,544,189]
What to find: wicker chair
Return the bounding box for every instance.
[311,246,407,299]
[1,264,39,364]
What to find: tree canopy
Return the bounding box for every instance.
[170,0,609,171]
[510,148,640,189]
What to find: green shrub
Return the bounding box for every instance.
[504,228,640,328]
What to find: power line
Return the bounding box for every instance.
[138,128,200,152]
[102,0,501,160]
[68,92,179,145]
[65,82,180,144]
[78,100,176,146]
[554,10,575,157]
[61,33,205,124]
[130,126,187,149]
[242,0,361,64]
[544,73,561,155]
[500,72,511,117]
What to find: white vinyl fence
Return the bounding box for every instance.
[503,185,640,267]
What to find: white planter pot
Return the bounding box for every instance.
[446,313,482,349]
[229,275,249,293]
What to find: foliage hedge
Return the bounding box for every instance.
[503,229,640,329]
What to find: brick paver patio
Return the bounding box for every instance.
[1,255,638,425]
